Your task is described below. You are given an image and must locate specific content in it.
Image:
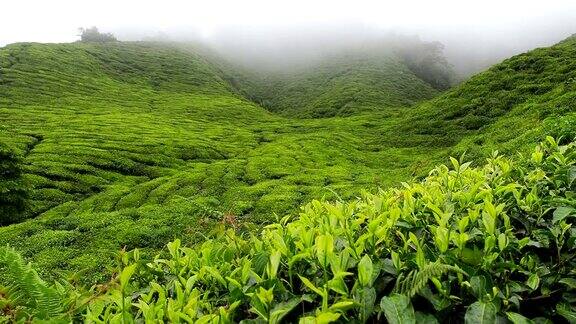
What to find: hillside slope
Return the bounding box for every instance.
[227,51,438,118]
[0,42,270,218]
[401,35,576,156]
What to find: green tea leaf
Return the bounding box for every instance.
[506,312,533,324]
[559,278,576,289]
[299,312,341,324]
[358,254,373,287]
[204,266,227,286]
[553,206,575,224]
[569,166,576,185]
[119,264,137,291]
[315,234,334,269]
[527,273,540,290]
[556,303,576,323]
[312,312,341,324]
[196,314,218,324]
[415,311,439,324]
[450,157,460,170]
[298,275,324,297]
[464,301,497,324]
[355,287,376,322]
[267,250,282,279]
[498,233,508,251]
[380,294,416,324]
[269,298,301,324]
[469,276,487,299]
[329,301,356,312]
[327,271,352,295]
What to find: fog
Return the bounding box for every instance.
[195,21,576,77]
[2,0,576,77]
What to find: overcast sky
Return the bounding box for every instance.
[2,0,575,44]
[2,0,576,74]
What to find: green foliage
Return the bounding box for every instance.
[380,294,416,324]
[395,39,455,90]
[3,139,573,322]
[464,301,497,324]
[393,262,463,298]
[0,142,27,225]
[403,35,576,156]
[0,34,575,322]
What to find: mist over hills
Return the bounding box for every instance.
[113,20,576,79]
[198,31,456,117]
[224,51,440,118]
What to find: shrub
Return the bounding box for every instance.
[0,143,28,225]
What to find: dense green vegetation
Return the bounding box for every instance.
[0,41,448,283]
[79,27,117,43]
[0,34,575,322]
[393,38,455,91]
[1,138,575,322]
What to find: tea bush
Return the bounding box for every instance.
[2,138,574,322]
[404,35,576,157]
[230,52,438,118]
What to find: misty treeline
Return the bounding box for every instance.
[74,26,454,90]
[78,27,116,43]
[394,40,453,90]
[76,25,454,89]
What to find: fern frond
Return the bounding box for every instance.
[0,246,65,320]
[393,261,466,297]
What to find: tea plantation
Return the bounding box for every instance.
[0,35,575,322]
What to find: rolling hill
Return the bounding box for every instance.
[402,35,576,156]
